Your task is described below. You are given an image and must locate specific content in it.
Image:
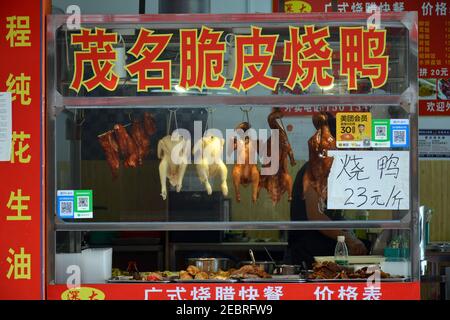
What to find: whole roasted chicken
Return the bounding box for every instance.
[114,124,139,168]
[303,112,336,204]
[259,108,296,205]
[193,135,228,196]
[229,122,260,203]
[157,133,190,200]
[98,131,120,179]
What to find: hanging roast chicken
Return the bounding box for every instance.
[157,133,190,200]
[303,112,336,206]
[259,108,296,205]
[229,122,260,203]
[193,134,228,197]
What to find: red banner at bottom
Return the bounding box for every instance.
[47,282,420,300]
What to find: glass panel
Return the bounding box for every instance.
[54,104,411,223]
[54,21,410,97]
[54,229,411,284]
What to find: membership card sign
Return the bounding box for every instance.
[327,151,410,210]
[336,112,372,148]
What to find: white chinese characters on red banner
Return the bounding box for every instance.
[47,282,420,300]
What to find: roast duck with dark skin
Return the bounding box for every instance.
[303,112,337,204]
[98,131,120,179]
[98,112,157,177]
[130,119,150,165]
[114,124,139,168]
[229,121,261,203]
[259,108,296,205]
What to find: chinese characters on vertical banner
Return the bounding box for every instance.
[0,1,42,299]
[68,25,389,93]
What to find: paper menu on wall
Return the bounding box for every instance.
[327,150,410,210]
[0,93,12,162]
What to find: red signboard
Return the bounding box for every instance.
[0,0,44,299]
[47,282,420,300]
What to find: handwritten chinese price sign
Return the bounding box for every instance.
[327,151,410,210]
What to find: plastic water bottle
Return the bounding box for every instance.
[334,236,349,266]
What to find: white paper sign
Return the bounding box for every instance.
[0,92,12,161]
[327,150,410,210]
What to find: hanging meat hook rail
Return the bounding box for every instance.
[167,108,179,135]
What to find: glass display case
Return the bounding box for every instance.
[46,12,420,299]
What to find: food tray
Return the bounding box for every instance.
[108,278,171,283]
[240,277,306,283]
[173,278,238,283]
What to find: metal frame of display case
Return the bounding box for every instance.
[46,13,419,283]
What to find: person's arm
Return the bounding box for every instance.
[303,184,367,255]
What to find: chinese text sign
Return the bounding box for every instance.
[327,151,410,210]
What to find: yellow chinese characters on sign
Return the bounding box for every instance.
[11,131,31,164]
[5,16,31,47]
[6,189,31,221]
[6,73,31,106]
[336,112,372,148]
[6,247,31,280]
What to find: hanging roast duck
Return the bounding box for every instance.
[303,111,337,208]
[229,121,260,203]
[259,108,296,205]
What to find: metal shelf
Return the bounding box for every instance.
[55,220,409,231]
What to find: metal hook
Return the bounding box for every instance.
[167,108,179,135]
[205,107,215,131]
[240,107,252,124]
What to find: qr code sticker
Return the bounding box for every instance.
[393,129,406,145]
[77,196,89,210]
[375,125,387,139]
[60,201,73,215]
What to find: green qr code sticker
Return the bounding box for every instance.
[74,190,93,219]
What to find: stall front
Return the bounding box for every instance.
[46,12,420,300]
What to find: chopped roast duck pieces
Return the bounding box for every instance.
[143,112,157,136]
[303,112,336,204]
[309,261,392,280]
[130,120,150,165]
[259,108,296,205]
[114,124,139,168]
[157,134,190,200]
[229,122,260,203]
[193,135,228,196]
[230,265,272,279]
[98,131,120,179]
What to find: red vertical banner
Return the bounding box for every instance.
[0,0,45,299]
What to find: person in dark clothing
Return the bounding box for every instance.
[286,113,368,268]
